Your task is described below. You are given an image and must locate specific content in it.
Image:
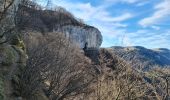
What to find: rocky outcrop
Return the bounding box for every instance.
[16,5,103,49]
[55,25,102,48]
[0,42,27,100]
[15,4,103,64]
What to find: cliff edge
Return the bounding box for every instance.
[16,5,103,49]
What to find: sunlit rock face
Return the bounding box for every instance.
[16,5,103,49]
[54,25,102,48]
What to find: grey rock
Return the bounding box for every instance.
[16,5,103,49]
[54,25,102,48]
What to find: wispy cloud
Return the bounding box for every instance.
[54,1,133,23]
[100,13,133,22]
[126,29,170,49]
[105,0,140,4]
[139,0,170,27]
[136,1,150,6]
[151,26,160,30]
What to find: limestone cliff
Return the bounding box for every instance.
[16,5,103,49]
[55,25,102,48]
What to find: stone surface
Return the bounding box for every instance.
[17,5,103,49]
[54,25,102,48]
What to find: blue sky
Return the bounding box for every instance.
[37,0,170,49]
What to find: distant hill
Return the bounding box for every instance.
[107,46,170,70]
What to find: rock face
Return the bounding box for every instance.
[16,5,103,49]
[55,25,102,48]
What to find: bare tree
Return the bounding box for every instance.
[0,0,15,22]
[15,32,94,100]
[146,67,170,100]
[86,49,159,100]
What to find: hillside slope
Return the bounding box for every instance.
[108,46,170,70]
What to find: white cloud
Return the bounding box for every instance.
[54,1,133,23]
[105,0,150,7]
[136,1,150,6]
[136,29,149,34]
[121,35,133,46]
[105,0,140,4]
[125,29,170,49]
[151,26,160,30]
[139,0,170,27]
[100,13,133,22]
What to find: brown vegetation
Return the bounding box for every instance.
[81,48,170,100]
[0,0,170,100]
[14,32,95,100]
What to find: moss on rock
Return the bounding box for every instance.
[10,34,26,52]
[0,44,18,66]
[0,74,4,100]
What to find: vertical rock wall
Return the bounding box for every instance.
[54,25,102,49]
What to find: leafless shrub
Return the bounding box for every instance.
[84,48,168,100]
[145,67,170,99]
[16,32,94,100]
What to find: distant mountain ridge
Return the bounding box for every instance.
[153,48,170,60]
[108,46,170,70]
